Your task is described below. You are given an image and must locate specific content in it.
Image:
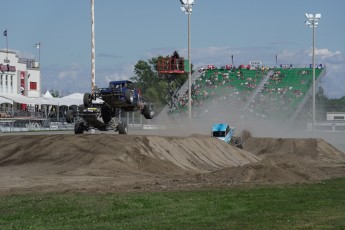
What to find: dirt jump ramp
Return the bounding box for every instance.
[0,134,259,174]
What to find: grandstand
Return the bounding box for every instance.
[163,64,326,123]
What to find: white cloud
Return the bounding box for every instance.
[56,62,82,80]
[42,62,90,95]
[15,50,35,60]
[57,70,78,80]
[315,48,342,58]
[103,63,134,83]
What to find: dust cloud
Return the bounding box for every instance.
[156,99,345,153]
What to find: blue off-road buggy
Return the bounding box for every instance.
[212,123,243,149]
[66,80,154,134]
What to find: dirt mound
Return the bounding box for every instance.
[201,137,345,186]
[0,134,344,194]
[0,134,259,172]
[0,134,258,194]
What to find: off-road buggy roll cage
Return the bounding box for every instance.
[66,80,154,134]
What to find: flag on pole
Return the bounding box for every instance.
[34,43,40,49]
[3,29,8,57]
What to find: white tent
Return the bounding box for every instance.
[0,93,38,105]
[59,93,103,106]
[43,90,53,98]
[58,93,84,106]
[0,93,58,106]
[36,97,60,106]
[37,90,60,105]
[0,96,13,105]
[0,92,102,107]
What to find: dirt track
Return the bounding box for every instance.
[0,133,344,194]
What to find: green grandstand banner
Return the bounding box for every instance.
[184,60,190,72]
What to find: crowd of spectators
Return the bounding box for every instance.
[167,64,324,120]
[247,67,323,119]
[168,65,269,117]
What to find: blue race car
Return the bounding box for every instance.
[212,123,243,149]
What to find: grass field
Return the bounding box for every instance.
[1,178,345,230]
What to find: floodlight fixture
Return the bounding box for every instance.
[180,0,194,14]
[305,13,313,19]
[305,13,321,28]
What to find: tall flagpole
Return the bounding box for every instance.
[38,42,41,65]
[6,33,8,58]
[91,0,96,92]
[3,29,8,58]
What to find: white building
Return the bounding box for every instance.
[0,49,41,110]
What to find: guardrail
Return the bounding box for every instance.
[0,121,74,133]
[0,120,166,133]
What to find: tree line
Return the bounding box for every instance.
[316,86,345,119]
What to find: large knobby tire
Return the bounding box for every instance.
[65,110,74,123]
[83,93,92,108]
[118,121,128,135]
[124,89,134,104]
[101,105,112,124]
[74,120,85,134]
[231,137,243,149]
[143,103,154,119]
[78,105,85,112]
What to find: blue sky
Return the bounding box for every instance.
[1,0,345,98]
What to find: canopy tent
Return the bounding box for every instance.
[0,93,102,107]
[0,93,38,105]
[59,93,85,106]
[36,97,60,106]
[43,90,53,98]
[39,90,60,105]
[0,94,60,106]
[59,93,103,106]
[0,96,13,105]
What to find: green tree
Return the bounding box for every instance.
[325,96,345,112]
[130,54,188,114]
[316,86,345,115]
[316,86,328,120]
[50,89,61,98]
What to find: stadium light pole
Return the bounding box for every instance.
[91,0,96,92]
[305,13,321,131]
[180,0,194,119]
